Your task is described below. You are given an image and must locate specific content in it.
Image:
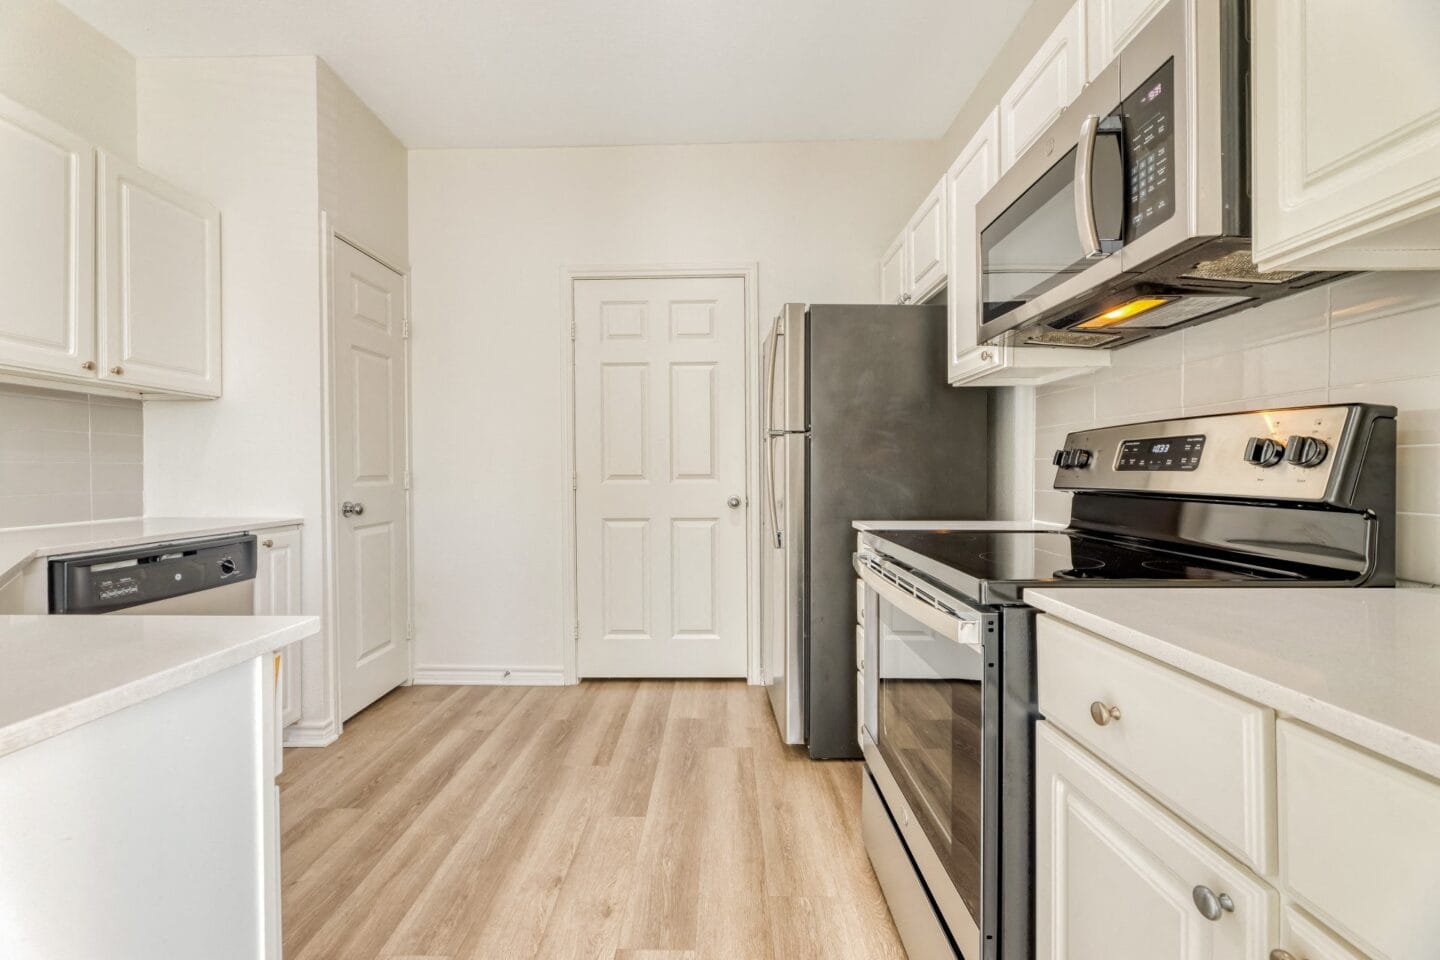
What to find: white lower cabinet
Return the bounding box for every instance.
[1276,905,1369,960]
[1276,720,1440,960]
[256,526,304,729]
[1037,722,1277,960]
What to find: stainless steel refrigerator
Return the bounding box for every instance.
[761,303,990,759]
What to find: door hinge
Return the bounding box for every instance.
[570,318,577,341]
[403,469,412,491]
[573,623,580,641]
[406,623,414,643]
[402,319,411,339]
[571,472,577,492]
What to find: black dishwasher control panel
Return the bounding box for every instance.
[49,534,257,614]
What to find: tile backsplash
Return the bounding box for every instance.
[1031,271,1440,585]
[0,384,143,529]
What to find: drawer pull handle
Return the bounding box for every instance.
[1191,885,1234,921]
[1269,951,1301,960]
[1089,700,1122,726]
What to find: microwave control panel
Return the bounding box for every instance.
[1120,57,1175,242]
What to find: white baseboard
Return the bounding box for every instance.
[412,664,567,686]
[282,718,340,748]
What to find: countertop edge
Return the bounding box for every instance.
[0,615,319,759]
[1026,591,1440,782]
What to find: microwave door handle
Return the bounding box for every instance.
[1074,114,1103,258]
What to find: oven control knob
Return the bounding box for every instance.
[1052,449,1068,467]
[219,557,237,577]
[1243,436,1285,467]
[1284,435,1329,468]
[1070,449,1093,468]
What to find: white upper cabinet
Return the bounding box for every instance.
[904,178,947,303]
[879,177,948,306]
[98,152,222,397]
[0,93,97,380]
[999,0,1087,172]
[1252,2,1440,271]
[1086,0,1167,81]
[879,232,906,304]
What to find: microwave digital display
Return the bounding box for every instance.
[1121,58,1176,242]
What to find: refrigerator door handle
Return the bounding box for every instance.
[767,437,783,549]
[764,316,784,435]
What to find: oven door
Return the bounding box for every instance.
[856,553,997,960]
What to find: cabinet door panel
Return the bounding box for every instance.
[1253,2,1440,270]
[0,94,96,378]
[946,110,1002,381]
[1277,720,1440,960]
[1086,0,1167,80]
[1037,722,1277,960]
[256,527,304,728]
[905,178,946,302]
[879,233,906,304]
[1000,1,1086,171]
[98,152,221,396]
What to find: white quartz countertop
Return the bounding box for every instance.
[0,516,303,585]
[0,613,319,758]
[853,519,1063,531]
[1026,587,1440,780]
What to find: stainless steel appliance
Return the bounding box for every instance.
[761,303,989,759]
[49,534,258,615]
[856,403,1396,959]
[976,0,1333,350]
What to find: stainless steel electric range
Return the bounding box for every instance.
[854,403,1397,960]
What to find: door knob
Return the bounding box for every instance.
[727,496,742,509]
[341,500,365,518]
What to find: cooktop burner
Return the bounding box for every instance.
[868,528,1333,604]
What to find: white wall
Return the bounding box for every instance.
[407,140,936,676]
[318,60,409,267]
[136,57,332,733]
[0,0,136,159]
[1030,274,1440,585]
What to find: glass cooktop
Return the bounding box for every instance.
[867,528,1349,604]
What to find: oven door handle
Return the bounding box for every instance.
[854,554,983,648]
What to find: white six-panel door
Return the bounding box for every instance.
[574,277,748,677]
[332,239,411,719]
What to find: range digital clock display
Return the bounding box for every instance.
[1117,434,1205,471]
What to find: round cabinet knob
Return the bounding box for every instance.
[80,360,96,371]
[727,495,742,509]
[980,350,994,362]
[1284,435,1329,468]
[1243,436,1285,467]
[261,538,274,549]
[1089,700,1121,726]
[1269,951,1301,960]
[109,365,124,376]
[1191,885,1235,921]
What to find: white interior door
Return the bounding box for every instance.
[574,276,749,677]
[332,239,410,719]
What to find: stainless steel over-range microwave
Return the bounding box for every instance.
[975,0,1331,349]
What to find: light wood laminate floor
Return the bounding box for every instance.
[279,680,907,960]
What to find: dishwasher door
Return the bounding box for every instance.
[49,534,259,615]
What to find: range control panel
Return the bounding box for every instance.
[1051,405,1395,504]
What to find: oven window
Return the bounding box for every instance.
[874,596,984,919]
